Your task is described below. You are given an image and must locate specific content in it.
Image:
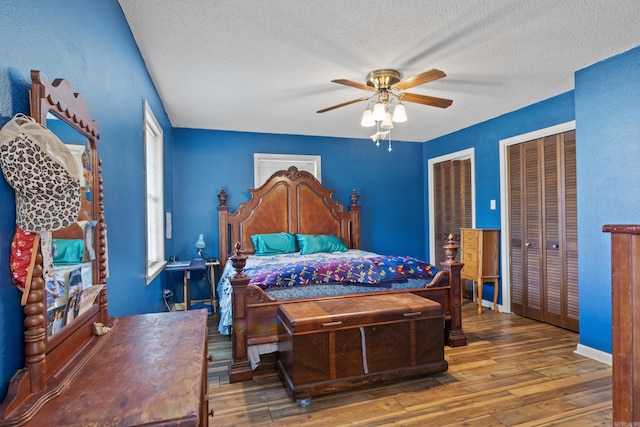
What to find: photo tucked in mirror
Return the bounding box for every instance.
[44,113,100,338]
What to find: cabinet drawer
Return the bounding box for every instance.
[463,239,477,251]
[462,229,478,239]
[463,259,478,269]
[462,260,478,275]
[462,233,478,247]
[462,249,478,263]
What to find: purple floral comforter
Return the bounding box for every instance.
[217,250,439,335]
[245,255,436,290]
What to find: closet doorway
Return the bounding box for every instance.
[499,123,578,332]
[428,149,474,299]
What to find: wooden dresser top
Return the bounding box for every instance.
[25,309,208,427]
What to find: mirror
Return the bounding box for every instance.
[15,70,108,393]
[27,70,108,351]
[43,114,99,338]
[0,70,108,423]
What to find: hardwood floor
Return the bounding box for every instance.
[207,300,612,426]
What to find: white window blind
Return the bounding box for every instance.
[144,101,165,283]
[253,153,321,188]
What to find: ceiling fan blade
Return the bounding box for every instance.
[316,97,369,113]
[401,92,453,108]
[393,69,446,91]
[332,79,375,92]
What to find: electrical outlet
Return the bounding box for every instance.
[490,199,496,210]
[163,289,173,299]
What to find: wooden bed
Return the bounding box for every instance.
[217,166,467,382]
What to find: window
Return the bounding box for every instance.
[144,101,165,283]
[253,153,321,187]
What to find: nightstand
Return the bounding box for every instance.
[165,259,207,311]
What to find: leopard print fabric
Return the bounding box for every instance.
[0,132,80,232]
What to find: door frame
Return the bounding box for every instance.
[427,148,475,263]
[498,121,576,314]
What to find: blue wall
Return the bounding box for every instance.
[422,45,640,355]
[169,130,426,299]
[1,0,638,405]
[422,93,575,305]
[0,1,175,400]
[423,92,575,229]
[575,46,640,353]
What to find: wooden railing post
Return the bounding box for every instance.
[603,224,640,424]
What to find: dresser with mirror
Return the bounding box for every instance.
[0,71,210,426]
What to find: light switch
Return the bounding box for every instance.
[490,199,496,210]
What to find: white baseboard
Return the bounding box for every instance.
[575,343,612,366]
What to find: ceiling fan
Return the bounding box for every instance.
[316,68,453,114]
[316,68,452,151]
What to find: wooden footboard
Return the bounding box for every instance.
[227,236,467,383]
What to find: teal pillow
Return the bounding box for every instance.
[52,239,84,265]
[296,234,348,255]
[251,232,297,256]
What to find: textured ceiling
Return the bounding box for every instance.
[118,0,640,143]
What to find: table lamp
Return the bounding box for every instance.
[195,233,206,259]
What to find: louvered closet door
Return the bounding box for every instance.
[433,159,472,296]
[544,132,578,330]
[507,131,578,331]
[509,140,544,322]
[509,143,525,314]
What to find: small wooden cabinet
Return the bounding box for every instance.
[460,228,500,313]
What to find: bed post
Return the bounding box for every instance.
[349,189,361,249]
[217,187,229,266]
[228,243,253,383]
[440,233,467,347]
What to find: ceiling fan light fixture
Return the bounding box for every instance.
[392,103,407,123]
[381,111,394,129]
[360,108,375,127]
[317,68,451,153]
[372,102,386,121]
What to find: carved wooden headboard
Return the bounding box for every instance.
[217,166,360,265]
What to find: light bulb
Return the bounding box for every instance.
[392,103,407,123]
[381,111,394,129]
[372,102,386,121]
[360,108,375,127]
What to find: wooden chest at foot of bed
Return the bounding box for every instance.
[276,293,447,399]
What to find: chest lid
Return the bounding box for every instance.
[277,292,442,334]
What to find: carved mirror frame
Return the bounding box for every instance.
[0,70,108,423]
